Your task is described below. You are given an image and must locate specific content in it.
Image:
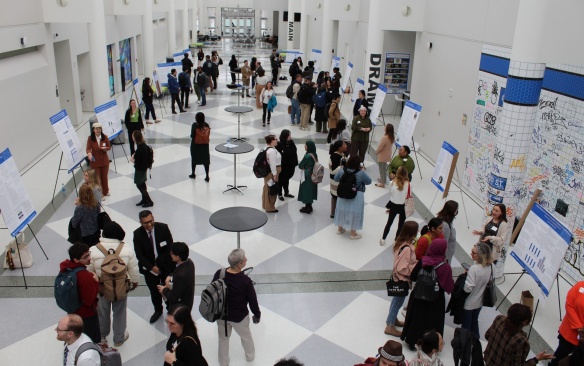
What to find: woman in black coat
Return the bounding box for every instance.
[141,77,160,123]
[189,112,211,181]
[163,305,208,366]
[228,54,238,84]
[353,89,370,117]
[275,129,298,200]
[130,130,153,207]
[124,99,145,155]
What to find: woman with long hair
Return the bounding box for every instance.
[328,140,347,218]
[130,130,153,207]
[462,242,493,339]
[409,330,445,366]
[326,94,341,137]
[437,200,459,263]
[331,119,351,152]
[415,218,444,260]
[71,184,100,246]
[141,77,160,124]
[260,81,275,126]
[380,166,410,246]
[298,140,319,214]
[124,99,144,156]
[189,112,211,182]
[472,203,509,262]
[275,129,298,201]
[353,89,369,117]
[83,169,102,203]
[255,69,269,109]
[375,123,395,188]
[385,221,419,337]
[86,122,111,198]
[163,305,208,366]
[250,56,257,89]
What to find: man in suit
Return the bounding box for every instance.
[133,210,174,323]
[157,242,195,311]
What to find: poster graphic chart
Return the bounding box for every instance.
[0,149,37,237]
[431,141,459,197]
[49,110,86,173]
[510,202,572,297]
[342,62,353,92]
[156,62,183,87]
[352,78,365,103]
[395,100,422,148]
[94,101,123,140]
[369,84,387,126]
[310,49,322,73]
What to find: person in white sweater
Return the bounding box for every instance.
[380,166,410,246]
[87,221,139,347]
[262,135,281,213]
[462,242,493,339]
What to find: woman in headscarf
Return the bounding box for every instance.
[401,238,454,351]
[298,140,318,214]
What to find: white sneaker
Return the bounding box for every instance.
[379,239,385,246]
[155,119,161,123]
[114,332,129,347]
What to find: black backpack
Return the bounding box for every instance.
[336,168,359,199]
[414,261,446,301]
[286,84,294,99]
[252,148,272,178]
[179,72,188,88]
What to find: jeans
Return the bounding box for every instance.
[290,98,301,125]
[144,102,157,120]
[462,308,482,339]
[199,87,206,105]
[170,92,181,112]
[386,295,406,325]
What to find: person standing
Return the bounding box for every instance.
[437,200,459,264]
[196,66,209,107]
[240,60,252,98]
[189,112,211,181]
[228,54,238,84]
[213,249,261,366]
[298,76,316,131]
[56,314,101,366]
[375,124,395,188]
[58,243,101,343]
[549,281,584,365]
[351,106,372,163]
[196,48,205,66]
[163,305,208,366]
[87,222,139,347]
[133,210,174,323]
[415,218,445,260]
[461,242,493,340]
[130,130,153,207]
[141,77,160,124]
[211,51,220,91]
[290,73,303,126]
[270,49,279,85]
[262,135,281,213]
[260,81,275,126]
[168,69,185,114]
[179,66,192,109]
[472,203,509,263]
[331,67,342,95]
[326,94,340,136]
[389,145,416,181]
[158,242,196,311]
[250,56,257,90]
[380,166,410,246]
[275,129,298,201]
[86,122,111,197]
[353,90,370,117]
[71,185,100,247]
[83,169,102,203]
[124,99,145,155]
[328,140,347,219]
[255,69,269,109]
[289,59,301,83]
[298,140,318,214]
[202,56,214,91]
[181,53,193,76]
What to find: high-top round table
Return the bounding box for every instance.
[209,207,268,248]
[215,142,254,194]
[225,105,253,142]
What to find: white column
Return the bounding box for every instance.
[88,0,110,106]
[320,0,334,72]
[142,0,155,78]
[191,0,199,41]
[364,0,384,104]
[199,0,207,35]
[299,0,308,57]
[168,0,177,55]
[286,0,295,49]
[182,0,189,48]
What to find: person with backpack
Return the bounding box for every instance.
[57,243,100,343]
[213,249,261,366]
[333,155,372,239]
[56,314,101,366]
[130,130,154,208]
[380,166,410,246]
[313,84,328,133]
[409,330,446,366]
[298,140,319,214]
[400,238,454,351]
[262,135,281,213]
[189,112,211,182]
[288,73,303,126]
[179,66,192,109]
[328,140,347,219]
[163,305,208,366]
[415,218,444,260]
[436,200,459,264]
[385,221,419,337]
[158,242,196,311]
[196,66,209,106]
[275,129,298,201]
[87,221,139,347]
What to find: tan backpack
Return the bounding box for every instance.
[97,243,131,302]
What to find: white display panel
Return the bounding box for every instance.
[395,101,422,148]
[49,110,86,173]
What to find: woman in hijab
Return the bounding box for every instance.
[298,140,318,214]
[401,238,454,351]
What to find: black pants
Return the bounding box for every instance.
[144,102,157,120]
[82,314,101,343]
[180,88,190,108]
[272,69,278,85]
[82,230,100,247]
[191,161,209,178]
[383,201,406,240]
[550,334,577,366]
[170,92,181,112]
[230,70,236,84]
[144,271,164,313]
[212,75,217,90]
[137,182,152,203]
[351,140,369,164]
[278,165,295,195]
[327,129,336,143]
[262,103,271,124]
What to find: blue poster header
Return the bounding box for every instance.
[94,100,117,114]
[49,110,68,125]
[405,100,422,112]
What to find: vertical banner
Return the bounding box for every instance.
[395,100,422,148]
[342,61,353,92]
[365,51,383,112]
[0,149,37,237]
[369,84,387,126]
[351,78,365,102]
[152,70,162,97]
[311,49,322,73]
[94,101,124,140]
[107,44,114,97]
[431,141,459,197]
[287,21,294,50]
[49,110,86,173]
[132,78,142,106]
[330,56,341,76]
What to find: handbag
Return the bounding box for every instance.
[97,203,112,230]
[287,105,292,114]
[386,245,410,297]
[268,181,280,196]
[483,265,497,307]
[3,233,33,269]
[404,183,415,217]
[68,218,83,244]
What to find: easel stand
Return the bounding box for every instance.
[109,133,130,172]
[340,77,353,108]
[0,225,48,289]
[51,153,84,205]
[429,166,470,228]
[411,137,423,180]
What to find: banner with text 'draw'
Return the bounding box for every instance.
[49,110,85,173]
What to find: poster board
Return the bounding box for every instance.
[395,100,422,148]
[284,50,303,64]
[94,101,123,140]
[384,53,410,94]
[369,84,387,126]
[132,78,142,106]
[49,110,86,173]
[173,49,193,62]
[510,202,572,297]
[431,141,459,197]
[342,61,353,92]
[310,49,322,73]
[0,149,37,237]
[330,56,341,76]
[156,62,182,87]
[152,70,162,97]
[351,78,365,103]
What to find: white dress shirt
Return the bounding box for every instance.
[64,333,101,366]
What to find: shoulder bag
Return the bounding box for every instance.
[483,265,497,307]
[405,182,415,217]
[386,246,411,297]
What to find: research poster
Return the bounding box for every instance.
[49,110,85,173]
[152,70,162,97]
[156,62,183,87]
[172,49,192,62]
[310,49,322,73]
[352,78,365,102]
[369,84,387,125]
[431,141,458,192]
[510,203,572,297]
[285,50,302,64]
[342,62,353,92]
[132,78,142,106]
[395,100,422,148]
[330,56,341,76]
[0,149,37,237]
[94,101,123,140]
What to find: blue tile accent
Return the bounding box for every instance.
[542,68,584,101]
[479,53,510,78]
[504,76,542,106]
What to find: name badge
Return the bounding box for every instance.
[160,241,167,247]
[491,226,498,232]
[357,121,361,124]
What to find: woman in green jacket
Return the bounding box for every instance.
[298,140,318,213]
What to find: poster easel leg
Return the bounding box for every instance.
[340,77,353,109]
[110,145,118,173]
[429,189,440,212]
[27,224,48,260]
[14,235,27,289]
[51,153,64,206]
[411,137,423,180]
[527,300,540,339]
[557,275,562,321]
[496,270,526,310]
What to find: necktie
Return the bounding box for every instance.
[149,231,157,257]
[63,345,69,366]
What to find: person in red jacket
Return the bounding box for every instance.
[550,281,584,365]
[59,243,101,343]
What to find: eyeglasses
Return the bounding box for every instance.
[55,327,70,332]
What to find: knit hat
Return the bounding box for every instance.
[378,340,404,362]
[102,222,125,241]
